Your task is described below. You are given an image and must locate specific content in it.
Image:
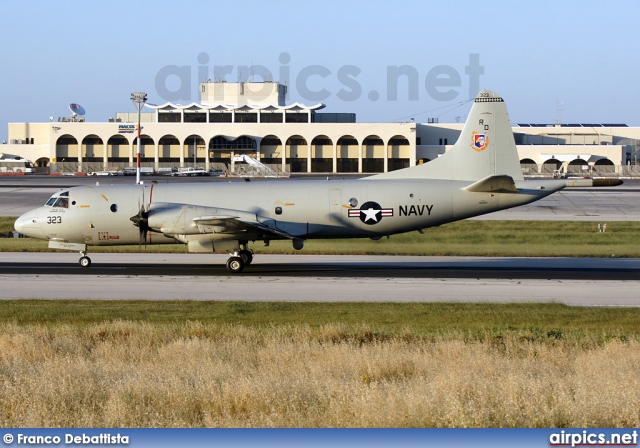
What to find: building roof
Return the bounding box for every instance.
[145,102,326,112]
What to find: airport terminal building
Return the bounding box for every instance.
[4,81,640,177]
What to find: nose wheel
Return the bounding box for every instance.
[79,251,91,268]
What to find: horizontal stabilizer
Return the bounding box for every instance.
[463,175,518,193]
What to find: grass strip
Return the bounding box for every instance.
[1,300,639,341]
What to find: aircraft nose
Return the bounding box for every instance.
[14,209,46,239]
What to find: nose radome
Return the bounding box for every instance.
[14,209,45,239]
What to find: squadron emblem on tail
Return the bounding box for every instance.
[471,132,489,152]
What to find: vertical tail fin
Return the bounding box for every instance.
[372,90,523,182]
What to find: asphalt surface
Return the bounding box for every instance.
[0,254,638,306]
[1,253,638,281]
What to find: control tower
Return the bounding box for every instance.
[200,81,287,106]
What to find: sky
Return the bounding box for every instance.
[1,0,639,143]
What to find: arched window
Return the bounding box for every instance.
[285,135,308,173]
[387,135,410,172]
[311,135,333,172]
[337,135,358,173]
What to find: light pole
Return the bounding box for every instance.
[130,92,147,184]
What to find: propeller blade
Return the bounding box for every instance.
[130,205,149,248]
[129,187,151,248]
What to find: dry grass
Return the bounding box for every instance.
[0,320,638,428]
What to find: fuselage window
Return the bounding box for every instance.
[110,204,118,213]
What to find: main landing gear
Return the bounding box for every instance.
[75,248,254,273]
[79,251,91,268]
[226,248,254,273]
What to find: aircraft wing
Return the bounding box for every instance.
[143,202,296,240]
[191,214,296,240]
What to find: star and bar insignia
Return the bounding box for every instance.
[348,201,393,225]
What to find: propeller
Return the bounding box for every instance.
[130,205,150,247]
[130,186,151,247]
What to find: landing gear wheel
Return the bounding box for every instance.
[226,256,245,273]
[238,249,253,266]
[79,256,91,268]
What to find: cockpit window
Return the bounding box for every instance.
[46,191,70,208]
[53,197,69,208]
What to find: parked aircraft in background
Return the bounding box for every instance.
[169,167,206,176]
[15,90,595,272]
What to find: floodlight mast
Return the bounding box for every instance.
[130,92,147,185]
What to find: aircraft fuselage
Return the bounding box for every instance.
[16,178,553,248]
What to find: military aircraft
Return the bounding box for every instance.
[15,90,572,273]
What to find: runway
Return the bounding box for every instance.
[1,253,638,306]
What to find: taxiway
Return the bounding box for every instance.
[0,253,638,306]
